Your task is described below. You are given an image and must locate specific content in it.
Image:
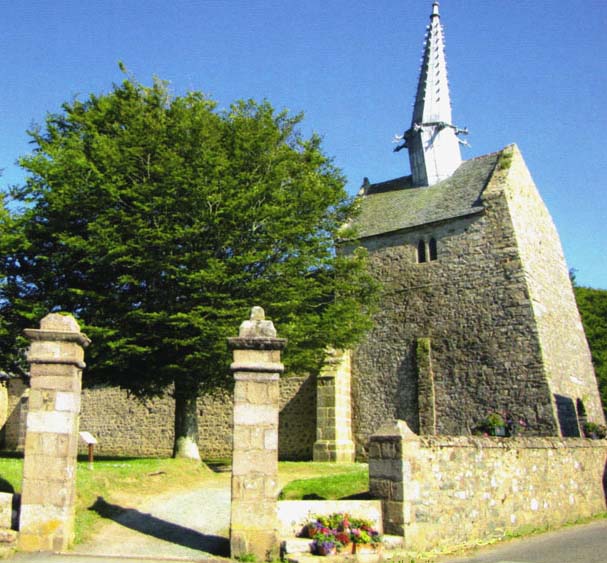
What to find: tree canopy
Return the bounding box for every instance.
[2,75,377,457]
[574,284,607,418]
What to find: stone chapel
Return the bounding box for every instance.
[1,2,604,462]
[345,1,605,456]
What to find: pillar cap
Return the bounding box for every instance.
[24,313,91,347]
[227,307,287,351]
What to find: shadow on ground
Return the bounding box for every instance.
[90,496,229,557]
[0,477,14,494]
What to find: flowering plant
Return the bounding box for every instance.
[301,513,382,554]
[583,422,607,439]
[473,411,527,437]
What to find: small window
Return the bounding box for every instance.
[417,240,427,263]
[429,238,438,261]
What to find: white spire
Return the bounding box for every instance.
[398,1,465,186]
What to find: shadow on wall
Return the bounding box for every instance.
[3,396,27,451]
[279,375,316,461]
[554,394,581,437]
[603,459,607,505]
[90,497,229,556]
[397,344,420,433]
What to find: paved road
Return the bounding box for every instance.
[436,520,607,563]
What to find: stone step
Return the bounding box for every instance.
[0,529,18,559]
[283,537,316,555]
[0,529,17,544]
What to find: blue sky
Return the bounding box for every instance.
[1,1,606,288]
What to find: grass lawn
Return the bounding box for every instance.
[278,462,368,500]
[0,455,367,544]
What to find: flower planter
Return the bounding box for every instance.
[352,543,382,555]
[316,544,337,556]
[337,542,352,554]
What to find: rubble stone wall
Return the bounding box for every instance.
[499,147,605,429]
[369,425,607,552]
[3,375,315,460]
[352,192,556,455]
[350,149,602,456]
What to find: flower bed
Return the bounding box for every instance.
[301,513,382,556]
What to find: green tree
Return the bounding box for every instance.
[574,284,607,418]
[4,75,377,458]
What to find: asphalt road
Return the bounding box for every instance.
[436,519,607,563]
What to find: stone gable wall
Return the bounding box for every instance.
[352,179,558,456]
[497,147,605,430]
[3,375,315,460]
[369,428,607,552]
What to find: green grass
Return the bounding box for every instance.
[0,455,22,493]
[278,463,368,500]
[0,456,367,544]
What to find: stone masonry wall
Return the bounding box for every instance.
[498,146,605,430]
[369,424,607,552]
[3,379,28,451]
[3,375,315,460]
[352,164,558,456]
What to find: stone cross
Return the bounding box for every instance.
[228,307,286,561]
[19,313,90,552]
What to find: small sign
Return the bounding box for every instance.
[79,431,97,445]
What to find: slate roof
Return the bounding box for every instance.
[351,150,502,239]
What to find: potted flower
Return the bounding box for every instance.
[313,533,338,556]
[301,513,383,556]
[349,517,383,554]
[474,412,506,437]
[302,519,341,556]
[583,422,607,439]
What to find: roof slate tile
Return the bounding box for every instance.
[352,150,502,239]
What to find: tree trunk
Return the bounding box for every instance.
[173,378,201,460]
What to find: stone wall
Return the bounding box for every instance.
[3,375,315,460]
[498,146,605,430]
[351,147,602,456]
[369,421,607,552]
[3,379,28,451]
[352,168,557,455]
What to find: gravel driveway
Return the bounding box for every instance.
[74,475,231,560]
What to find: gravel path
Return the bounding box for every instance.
[74,475,231,561]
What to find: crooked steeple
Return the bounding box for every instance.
[395,1,466,186]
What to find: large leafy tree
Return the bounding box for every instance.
[4,75,377,458]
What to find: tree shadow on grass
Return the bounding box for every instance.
[90,496,229,556]
[0,478,14,494]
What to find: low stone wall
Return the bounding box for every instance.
[3,379,28,451]
[369,421,607,552]
[4,375,315,460]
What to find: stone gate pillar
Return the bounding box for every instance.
[19,313,90,552]
[228,307,286,561]
[368,420,420,537]
[313,349,355,462]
